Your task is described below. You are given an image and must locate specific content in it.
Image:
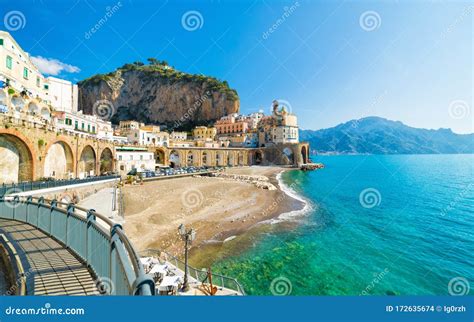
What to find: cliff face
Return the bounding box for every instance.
[78,63,239,128]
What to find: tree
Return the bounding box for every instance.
[147,58,159,65]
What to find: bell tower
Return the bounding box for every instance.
[272,100,279,115]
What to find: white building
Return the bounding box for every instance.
[246,112,264,129]
[170,131,187,141]
[271,125,299,144]
[118,121,170,146]
[0,31,46,102]
[0,31,77,113]
[116,147,155,176]
[53,110,114,140]
[271,101,299,144]
[142,130,170,147]
[257,101,300,146]
[47,77,78,113]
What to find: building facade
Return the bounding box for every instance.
[192,126,217,141]
[47,77,78,113]
[257,100,299,146]
[118,121,170,147]
[0,31,77,113]
[116,147,155,176]
[53,110,114,140]
[170,131,187,141]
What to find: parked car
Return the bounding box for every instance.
[127,169,138,176]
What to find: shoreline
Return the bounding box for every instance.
[266,170,312,224]
[122,166,309,263]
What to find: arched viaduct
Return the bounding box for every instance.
[0,116,115,184]
[147,142,310,169]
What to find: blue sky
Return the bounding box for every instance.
[1,0,472,133]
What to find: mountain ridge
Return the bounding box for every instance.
[300,117,474,155]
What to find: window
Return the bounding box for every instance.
[75,120,78,129]
[36,77,40,87]
[0,39,3,46]
[119,155,122,161]
[87,124,90,132]
[6,56,12,69]
[44,84,49,90]
[81,123,85,130]
[92,126,95,133]
[23,67,28,79]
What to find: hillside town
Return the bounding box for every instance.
[0,30,309,184]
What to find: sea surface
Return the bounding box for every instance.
[210,155,474,295]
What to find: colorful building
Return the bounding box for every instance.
[192,126,217,141]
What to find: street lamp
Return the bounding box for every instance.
[178,224,196,292]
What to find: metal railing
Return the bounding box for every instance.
[0,195,154,295]
[0,175,120,196]
[141,249,245,295]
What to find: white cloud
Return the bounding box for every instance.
[30,56,80,76]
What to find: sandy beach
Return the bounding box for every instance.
[122,166,305,258]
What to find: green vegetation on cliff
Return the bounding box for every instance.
[78,60,239,101]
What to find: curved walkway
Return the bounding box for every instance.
[0,218,99,295]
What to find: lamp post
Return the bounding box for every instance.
[178,224,196,292]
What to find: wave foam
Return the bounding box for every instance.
[267,171,313,224]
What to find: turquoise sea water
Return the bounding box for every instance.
[212,155,474,295]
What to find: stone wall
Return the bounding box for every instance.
[0,115,115,184]
[25,180,118,204]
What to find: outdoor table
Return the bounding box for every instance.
[158,276,183,295]
[149,264,168,282]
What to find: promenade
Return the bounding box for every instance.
[0,218,99,295]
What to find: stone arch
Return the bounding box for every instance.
[99,147,114,174]
[187,151,194,166]
[78,145,97,178]
[155,148,166,166]
[301,146,308,164]
[208,151,217,166]
[255,150,264,165]
[11,96,26,113]
[0,132,35,183]
[169,150,180,168]
[283,147,295,165]
[216,151,226,166]
[238,152,244,166]
[227,151,235,166]
[202,151,209,166]
[43,140,74,179]
[40,105,51,121]
[27,101,40,115]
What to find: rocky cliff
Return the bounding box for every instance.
[78,61,239,129]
